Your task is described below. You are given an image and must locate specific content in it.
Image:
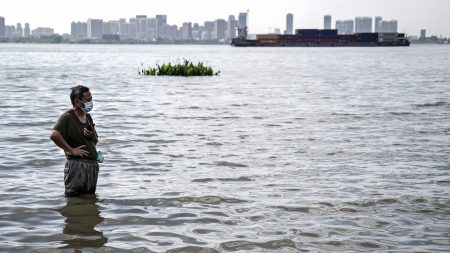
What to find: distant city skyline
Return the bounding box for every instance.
[1,0,449,37]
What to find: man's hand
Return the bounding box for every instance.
[69,145,89,157]
[83,128,95,139]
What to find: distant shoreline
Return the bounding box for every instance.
[0,36,230,45]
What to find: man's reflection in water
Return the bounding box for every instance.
[59,195,107,250]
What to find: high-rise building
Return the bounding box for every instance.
[24,23,30,37]
[0,17,5,37]
[181,22,192,40]
[203,21,214,40]
[420,29,426,39]
[148,18,157,40]
[381,20,397,33]
[336,20,354,34]
[71,22,87,38]
[238,12,247,28]
[191,23,200,40]
[375,16,382,33]
[286,13,293,34]
[5,25,15,37]
[87,19,103,39]
[324,15,332,30]
[156,15,167,38]
[227,15,237,39]
[126,21,137,40]
[355,17,372,33]
[31,27,54,37]
[135,15,149,40]
[213,19,227,40]
[118,18,128,39]
[106,21,120,35]
[16,23,23,37]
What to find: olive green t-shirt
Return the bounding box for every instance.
[53,109,98,160]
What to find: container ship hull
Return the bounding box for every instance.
[232,30,410,47]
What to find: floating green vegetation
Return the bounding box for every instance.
[139,59,220,76]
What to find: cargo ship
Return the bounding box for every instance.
[231,27,410,47]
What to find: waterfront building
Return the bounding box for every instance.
[16,23,23,37]
[135,15,149,40]
[87,19,103,39]
[375,16,382,33]
[0,17,5,37]
[336,19,354,34]
[31,27,54,37]
[286,13,293,34]
[228,15,237,39]
[192,23,201,40]
[126,22,137,40]
[420,29,426,39]
[381,20,397,33]
[213,19,227,40]
[181,22,192,40]
[105,21,120,35]
[71,22,87,38]
[118,18,128,39]
[203,21,214,40]
[238,12,247,28]
[156,15,167,38]
[148,18,157,40]
[355,16,372,33]
[5,25,15,37]
[24,23,30,37]
[324,15,332,30]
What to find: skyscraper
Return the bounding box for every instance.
[420,29,426,39]
[87,19,103,39]
[24,23,30,37]
[181,22,192,40]
[286,13,293,34]
[71,22,87,38]
[336,20,354,35]
[156,15,167,38]
[0,17,5,37]
[135,15,149,40]
[375,16,382,33]
[382,20,398,33]
[355,17,372,33]
[214,19,227,40]
[16,23,23,37]
[324,15,332,30]
[227,15,237,39]
[238,12,247,28]
[203,21,214,40]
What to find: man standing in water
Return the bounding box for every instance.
[50,85,99,197]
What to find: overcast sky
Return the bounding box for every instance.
[2,0,449,37]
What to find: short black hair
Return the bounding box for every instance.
[70,85,90,105]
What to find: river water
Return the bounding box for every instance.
[0,44,449,252]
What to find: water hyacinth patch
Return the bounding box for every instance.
[139,59,220,76]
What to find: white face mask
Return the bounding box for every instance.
[79,100,93,113]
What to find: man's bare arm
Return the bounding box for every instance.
[49,130,89,157]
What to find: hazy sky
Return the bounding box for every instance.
[2,0,449,36]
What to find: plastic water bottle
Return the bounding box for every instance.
[97,151,104,163]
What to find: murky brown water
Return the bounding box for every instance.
[0,44,449,252]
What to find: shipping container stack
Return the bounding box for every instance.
[256,34,281,45]
[356,33,379,45]
[297,29,320,44]
[337,34,358,45]
[319,29,338,45]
